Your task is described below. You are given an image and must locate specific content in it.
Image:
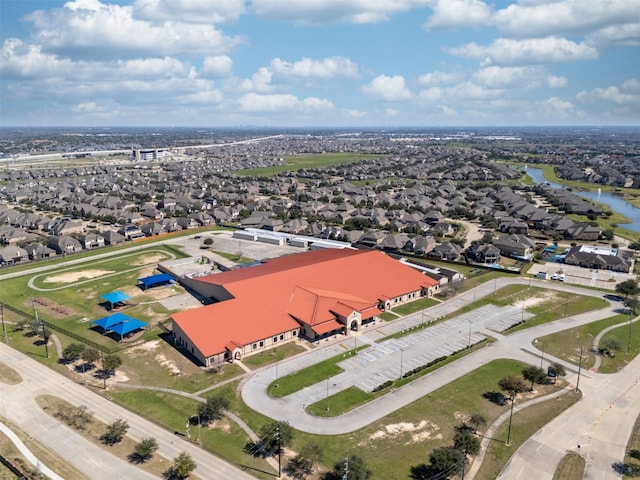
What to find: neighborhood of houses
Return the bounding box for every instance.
[0,131,637,368]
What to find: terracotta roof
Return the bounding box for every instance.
[172,249,438,358]
[312,319,344,335]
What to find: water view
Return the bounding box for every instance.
[525,166,640,233]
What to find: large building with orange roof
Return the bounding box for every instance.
[171,248,440,367]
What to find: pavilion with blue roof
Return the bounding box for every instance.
[137,273,173,290]
[92,312,147,341]
[100,291,132,310]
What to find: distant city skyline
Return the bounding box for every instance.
[1,0,639,127]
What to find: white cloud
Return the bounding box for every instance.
[250,0,429,25]
[201,56,233,78]
[342,108,368,118]
[538,97,584,118]
[447,37,598,66]
[438,105,457,116]
[492,0,640,39]
[423,0,492,31]
[362,75,413,101]
[417,87,444,103]
[385,108,399,116]
[240,67,274,93]
[0,39,73,79]
[270,56,359,80]
[587,22,640,47]
[417,70,462,87]
[25,0,245,59]
[133,0,246,24]
[577,80,640,107]
[472,65,567,89]
[237,93,334,112]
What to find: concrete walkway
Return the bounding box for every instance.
[0,421,65,480]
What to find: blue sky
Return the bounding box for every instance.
[1,0,639,127]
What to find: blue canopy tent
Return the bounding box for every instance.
[100,291,132,310]
[92,312,131,331]
[137,273,173,290]
[92,313,147,340]
[110,319,148,340]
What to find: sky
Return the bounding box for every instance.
[0,0,639,128]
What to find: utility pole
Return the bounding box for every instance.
[100,350,107,389]
[275,426,281,478]
[32,298,48,359]
[467,320,472,348]
[342,455,349,480]
[1,303,7,344]
[326,378,330,412]
[400,349,404,378]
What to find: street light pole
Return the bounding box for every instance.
[506,391,515,445]
[628,312,633,354]
[400,349,404,378]
[467,320,472,348]
[275,361,279,388]
[326,378,330,412]
[576,346,583,392]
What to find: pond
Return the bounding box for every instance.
[525,166,640,233]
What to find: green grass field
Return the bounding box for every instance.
[235,153,382,177]
[538,313,638,372]
[553,452,586,480]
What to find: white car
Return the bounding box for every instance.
[551,273,559,280]
[559,273,566,281]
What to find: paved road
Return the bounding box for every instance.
[0,343,260,480]
[497,354,640,480]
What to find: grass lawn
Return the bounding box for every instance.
[379,311,399,321]
[235,153,382,177]
[118,336,245,393]
[539,314,633,371]
[553,452,586,480]
[391,297,440,316]
[111,386,276,479]
[597,319,640,373]
[268,347,361,398]
[241,342,308,370]
[0,361,22,384]
[36,394,180,479]
[211,250,256,264]
[623,413,640,479]
[474,390,581,480]
[0,420,90,480]
[292,359,568,478]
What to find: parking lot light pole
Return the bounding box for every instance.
[506,391,515,445]
[628,312,633,354]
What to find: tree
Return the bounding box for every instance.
[624,296,640,314]
[427,447,463,478]
[101,418,129,445]
[321,454,372,480]
[286,442,323,479]
[165,452,197,480]
[498,375,527,394]
[131,437,159,463]
[551,362,566,377]
[453,430,480,456]
[197,396,229,426]
[259,420,294,454]
[600,337,622,356]
[615,279,640,299]
[202,237,213,247]
[81,347,101,368]
[469,413,487,434]
[102,354,122,376]
[522,365,548,388]
[63,343,85,362]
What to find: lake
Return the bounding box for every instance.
[525,166,640,233]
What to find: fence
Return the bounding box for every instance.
[1,302,123,354]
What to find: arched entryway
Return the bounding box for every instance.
[350,320,358,331]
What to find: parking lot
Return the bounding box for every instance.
[530,261,635,290]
